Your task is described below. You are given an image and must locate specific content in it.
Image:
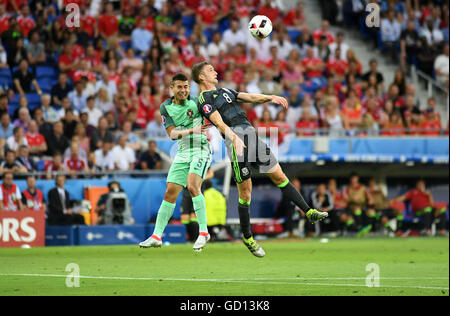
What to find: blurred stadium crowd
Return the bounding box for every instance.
[0,0,448,175]
[0,0,448,236]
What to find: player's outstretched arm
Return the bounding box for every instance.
[208,111,246,156]
[236,93,289,109]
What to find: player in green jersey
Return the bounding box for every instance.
[139,73,212,252]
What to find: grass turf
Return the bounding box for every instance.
[0,237,448,296]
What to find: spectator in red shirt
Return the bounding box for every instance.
[420,108,442,136]
[80,4,97,38]
[241,102,258,127]
[391,179,446,236]
[385,84,405,109]
[0,4,9,35]
[312,20,335,45]
[302,47,325,78]
[275,110,291,144]
[257,109,279,140]
[16,4,34,38]
[98,2,119,39]
[25,120,47,156]
[327,47,349,81]
[296,107,319,136]
[136,4,155,32]
[381,110,405,136]
[64,142,88,178]
[58,42,80,79]
[258,0,280,23]
[45,152,65,179]
[284,1,305,30]
[196,0,219,28]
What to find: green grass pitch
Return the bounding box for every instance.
[0,237,448,296]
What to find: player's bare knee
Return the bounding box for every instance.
[164,187,178,203]
[187,183,201,197]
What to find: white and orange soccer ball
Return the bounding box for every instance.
[248,15,273,39]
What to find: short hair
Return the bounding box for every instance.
[191,61,211,84]
[171,73,189,85]
[2,171,13,179]
[13,126,22,134]
[87,95,95,102]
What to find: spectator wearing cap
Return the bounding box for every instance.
[13,59,42,96]
[82,96,103,128]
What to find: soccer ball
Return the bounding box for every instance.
[248,15,273,39]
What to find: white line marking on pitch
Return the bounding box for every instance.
[0,273,448,291]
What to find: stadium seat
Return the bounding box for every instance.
[37,78,53,93]
[0,68,12,89]
[0,68,11,79]
[36,66,56,80]
[25,93,42,110]
[203,29,215,43]
[287,30,302,42]
[182,15,196,32]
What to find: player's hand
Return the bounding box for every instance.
[233,134,246,157]
[192,125,208,134]
[271,95,289,109]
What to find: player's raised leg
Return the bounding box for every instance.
[267,164,328,224]
[139,182,183,248]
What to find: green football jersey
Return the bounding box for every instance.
[160,96,209,162]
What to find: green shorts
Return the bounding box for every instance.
[167,154,212,188]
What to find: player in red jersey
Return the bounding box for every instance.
[391,179,447,236]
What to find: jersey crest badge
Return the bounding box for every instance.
[203,104,212,114]
[161,115,166,124]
